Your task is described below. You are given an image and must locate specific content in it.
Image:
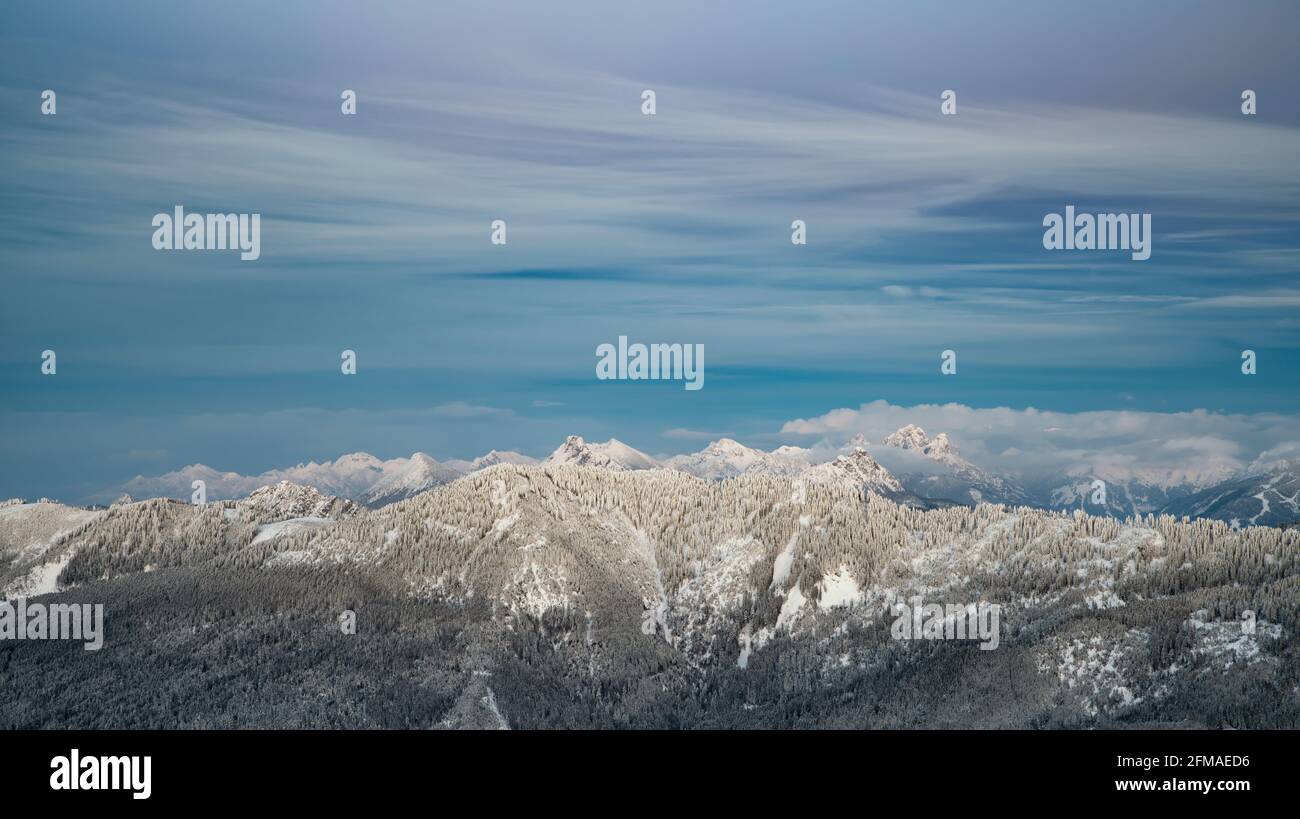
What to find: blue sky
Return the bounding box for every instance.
[2,0,1299,502]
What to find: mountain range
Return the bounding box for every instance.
[4,463,1295,729]
[1159,459,1300,528]
[105,425,1300,529]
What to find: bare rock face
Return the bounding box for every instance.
[880,425,1030,507]
[803,447,906,496]
[239,481,361,521]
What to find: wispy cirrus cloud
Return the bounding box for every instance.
[2,1,1298,503]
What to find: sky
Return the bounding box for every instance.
[2,0,1299,502]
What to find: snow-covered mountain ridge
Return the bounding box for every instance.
[104,425,1300,526]
[19,463,1293,729]
[121,449,537,508]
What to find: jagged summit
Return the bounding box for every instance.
[880,425,1027,506]
[241,480,360,520]
[473,450,537,469]
[882,424,931,451]
[804,447,906,496]
[925,432,954,458]
[882,424,957,461]
[544,436,660,470]
[666,438,810,480]
[359,453,463,507]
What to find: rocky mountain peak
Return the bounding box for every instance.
[882,424,931,450]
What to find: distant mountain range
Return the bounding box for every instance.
[101,425,1300,528]
[1159,459,1300,528]
[120,449,538,509]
